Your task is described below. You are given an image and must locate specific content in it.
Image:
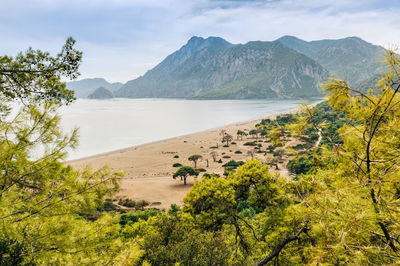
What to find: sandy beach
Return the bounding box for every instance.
[69,105,308,210]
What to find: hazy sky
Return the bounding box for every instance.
[1,0,399,83]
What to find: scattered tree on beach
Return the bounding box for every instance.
[188,154,202,168]
[210,151,218,162]
[236,130,247,140]
[249,129,259,139]
[222,133,233,146]
[173,166,199,185]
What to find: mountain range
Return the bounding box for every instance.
[66,78,123,98]
[68,36,385,99]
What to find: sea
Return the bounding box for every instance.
[59,98,320,160]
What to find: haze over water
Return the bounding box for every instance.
[61,98,318,160]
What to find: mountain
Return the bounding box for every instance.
[115,37,328,99]
[88,87,114,99]
[67,78,123,98]
[277,36,384,84]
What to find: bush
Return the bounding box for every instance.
[196,168,207,172]
[168,204,181,215]
[173,163,182,167]
[234,150,242,154]
[119,209,159,226]
[101,198,120,212]
[223,145,229,147]
[203,173,211,178]
[231,142,236,144]
[222,160,245,168]
[287,154,313,176]
[173,155,179,158]
[210,146,218,149]
[217,159,223,163]
[118,198,136,208]
[135,200,150,210]
[222,155,231,159]
[244,141,256,146]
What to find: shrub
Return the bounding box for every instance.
[168,204,181,215]
[223,145,229,147]
[217,159,223,163]
[196,168,207,172]
[222,155,231,159]
[222,160,245,168]
[119,209,159,226]
[244,141,256,146]
[231,142,236,144]
[203,173,211,178]
[135,200,150,210]
[118,198,136,208]
[234,150,242,154]
[173,163,182,167]
[173,155,179,158]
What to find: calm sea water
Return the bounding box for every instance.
[59,98,319,160]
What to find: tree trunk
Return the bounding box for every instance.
[206,159,209,167]
[183,176,187,185]
[194,161,197,168]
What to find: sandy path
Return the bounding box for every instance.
[68,104,311,210]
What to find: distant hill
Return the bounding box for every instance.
[115,37,328,99]
[67,78,123,98]
[277,36,384,85]
[88,87,114,99]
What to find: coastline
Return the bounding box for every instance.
[69,102,319,209]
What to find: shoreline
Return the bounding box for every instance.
[68,102,315,163]
[69,102,319,209]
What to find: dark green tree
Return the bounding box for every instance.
[188,154,202,168]
[173,166,199,185]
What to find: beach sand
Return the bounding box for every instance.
[69,105,308,210]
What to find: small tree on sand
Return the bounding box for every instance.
[210,151,218,162]
[236,130,247,140]
[222,134,233,146]
[188,154,202,168]
[173,166,199,185]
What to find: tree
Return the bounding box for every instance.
[0,40,142,264]
[249,129,259,139]
[222,133,233,146]
[0,37,82,105]
[210,151,218,162]
[236,130,247,140]
[188,154,202,168]
[173,166,199,185]
[289,50,400,263]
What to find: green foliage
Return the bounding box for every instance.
[173,166,199,185]
[118,198,136,208]
[119,210,159,226]
[172,162,182,167]
[188,154,202,168]
[0,238,33,266]
[184,177,236,230]
[0,38,82,104]
[243,141,256,146]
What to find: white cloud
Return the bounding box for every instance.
[1,0,399,82]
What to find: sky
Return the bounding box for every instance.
[1,0,400,83]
